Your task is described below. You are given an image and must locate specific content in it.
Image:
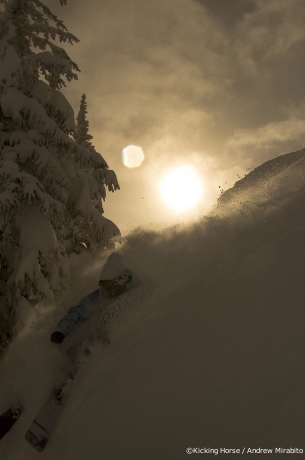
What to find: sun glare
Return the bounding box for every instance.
[158,165,203,212]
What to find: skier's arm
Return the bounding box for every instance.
[53,269,139,339]
[54,289,100,337]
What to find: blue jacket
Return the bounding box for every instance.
[55,268,139,337]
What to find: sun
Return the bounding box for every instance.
[158,165,203,212]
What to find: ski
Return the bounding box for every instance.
[25,342,90,453]
[0,401,24,440]
[25,332,111,452]
[25,373,75,452]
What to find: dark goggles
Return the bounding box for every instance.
[98,273,132,297]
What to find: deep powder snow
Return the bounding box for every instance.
[0,159,305,459]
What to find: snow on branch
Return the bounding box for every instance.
[11,208,64,303]
[0,158,19,176]
[0,157,65,219]
[26,129,45,145]
[32,0,68,30]
[13,141,70,188]
[29,23,79,45]
[47,88,75,133]
[47,41,75,63]
[26,3,47,26]
[101,169,120,192]
[0,188,19,216]
[0,45,22,87]
[2,130,27,146]
[26,51,78,89]
[19,171,45,202]
[13,138,38,161]
[91,208,120,241]
[1,87,57,135]
[71,142,108,169]
[31,80,50,106]
[31,81,75,133]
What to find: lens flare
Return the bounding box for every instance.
[122,145,144,168]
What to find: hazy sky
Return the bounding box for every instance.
[42,0,305,232]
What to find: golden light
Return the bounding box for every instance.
[122,145,144,168]
[158,165,203,212]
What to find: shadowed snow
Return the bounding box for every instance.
[0,155,305,459]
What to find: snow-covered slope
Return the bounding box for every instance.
[0,152,305,459]
[218,147,305,211]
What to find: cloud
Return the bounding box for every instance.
[40,0,305,229]
[234,0,305,74]
[195,0,257,29]
[44,0,233,159]
[43,0,305,164]
[225,116,305,163]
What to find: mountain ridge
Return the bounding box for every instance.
[219,147,305,205]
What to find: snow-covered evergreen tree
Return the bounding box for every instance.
[0,0,120,338]
[74,93,95,153]
[74,93,105,215]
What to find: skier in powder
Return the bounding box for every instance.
[50,253,139,344]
